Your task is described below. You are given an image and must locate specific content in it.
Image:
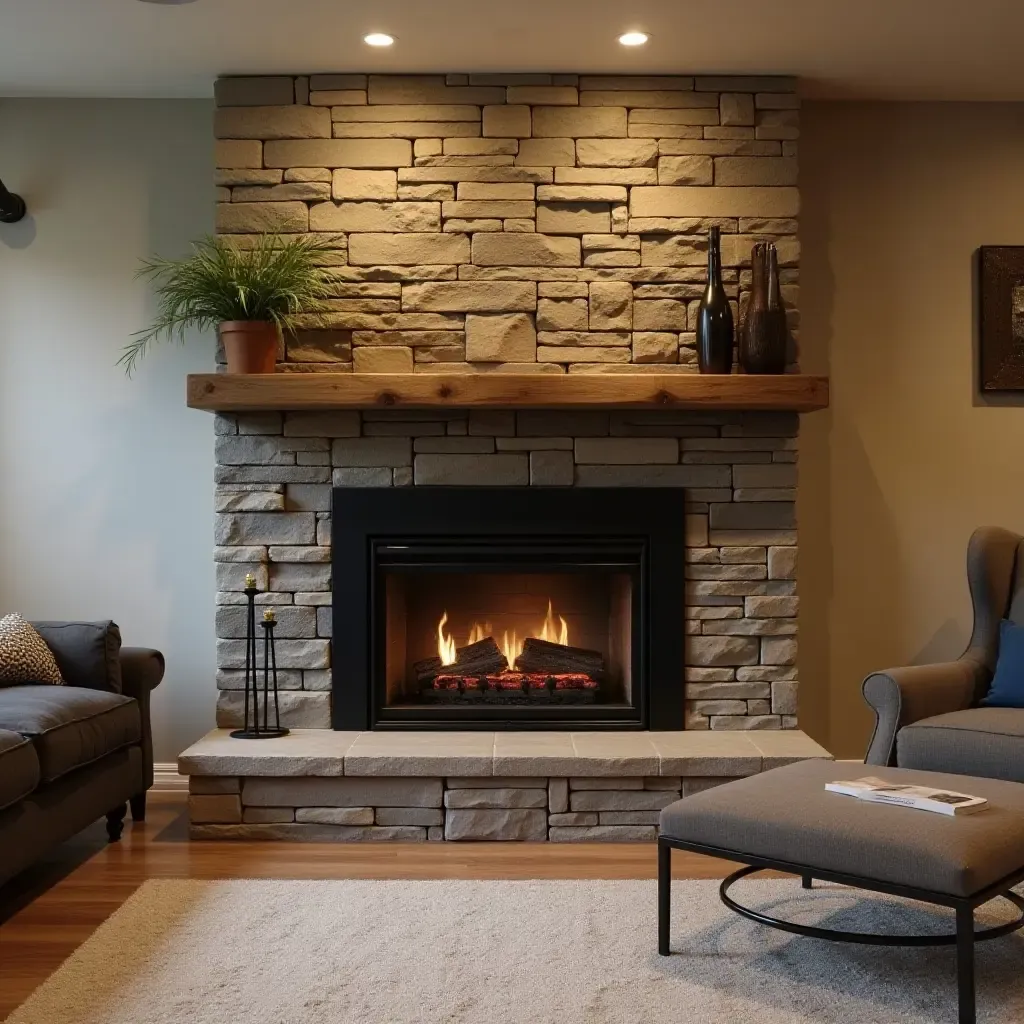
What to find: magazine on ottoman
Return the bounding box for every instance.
[825,776,989,816]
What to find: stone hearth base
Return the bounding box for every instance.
[179,730,830,841]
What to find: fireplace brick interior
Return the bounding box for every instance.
[385,564,634,710]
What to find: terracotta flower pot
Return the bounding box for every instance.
[219,321,280,374]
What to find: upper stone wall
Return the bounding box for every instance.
[214,74,800,372]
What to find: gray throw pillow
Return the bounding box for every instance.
[31,620,122,692]
[0,614,65,686]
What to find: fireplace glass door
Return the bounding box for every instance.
[331,486,685,731]
[374,540,643,727]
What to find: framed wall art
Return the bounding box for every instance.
[979,246,1024,390]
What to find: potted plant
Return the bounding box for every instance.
[119,234,337,375]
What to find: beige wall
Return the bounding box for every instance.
[799,101,1024,756]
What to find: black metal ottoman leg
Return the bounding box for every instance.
[956,904,976,1024]
[658,839,671,955]
[802,874,813,889]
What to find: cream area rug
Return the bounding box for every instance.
[7,878,1024,1023]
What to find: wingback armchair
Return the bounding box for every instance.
[862,526,1024,782]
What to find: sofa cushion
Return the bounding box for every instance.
[0,729,40,810]
[30,621,122,693]
[0,614,64,686]
[898,707,1024,783]
[0,686,141,783]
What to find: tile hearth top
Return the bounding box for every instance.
[178,729,831,779]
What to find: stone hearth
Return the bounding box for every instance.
[180,729,829,841]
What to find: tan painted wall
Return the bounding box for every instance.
[798,101,1024,757]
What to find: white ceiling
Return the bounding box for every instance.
[2,0,1021,101]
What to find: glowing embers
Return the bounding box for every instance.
[426,670,600,706]
[435,673,598,691]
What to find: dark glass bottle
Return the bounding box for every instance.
[696,226,734,374]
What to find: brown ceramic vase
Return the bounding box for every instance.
[739,244,787,375]
[219,321,279,374]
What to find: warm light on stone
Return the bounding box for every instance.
[210,72,803,737]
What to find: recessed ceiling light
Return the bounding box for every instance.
[363,32,395,47]
[618,31,649,46]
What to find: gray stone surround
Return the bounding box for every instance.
[181,729,829,841]
[214,407,799,732]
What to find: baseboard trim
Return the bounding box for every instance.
[153,763,188,792]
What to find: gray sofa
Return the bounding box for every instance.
[0,621,164,886]
[863,526,1024,782]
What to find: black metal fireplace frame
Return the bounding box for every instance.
[331,487,685,731]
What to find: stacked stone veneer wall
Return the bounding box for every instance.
[212,72,801,732]
[214,408,799,731]
[214,73,800,371]
[189,774,735,842]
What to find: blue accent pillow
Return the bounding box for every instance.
[981,619,1024,708]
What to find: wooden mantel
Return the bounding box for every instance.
[187,373,829,412]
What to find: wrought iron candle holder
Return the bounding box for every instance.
[230,573,289,740]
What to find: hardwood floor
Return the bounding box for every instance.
[0,791,735,1019]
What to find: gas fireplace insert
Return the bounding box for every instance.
[332,487,685,731]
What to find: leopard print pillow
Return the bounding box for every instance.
[0,614,64,686]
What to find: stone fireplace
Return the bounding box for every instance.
[215,407,799,733]
[183,70,821,841]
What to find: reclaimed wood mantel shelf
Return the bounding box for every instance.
[186,373,829,412]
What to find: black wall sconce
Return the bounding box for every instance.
[0,178,26,223]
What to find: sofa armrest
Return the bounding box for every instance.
[862,658,986,766]
[118,647,164,793]
[119,648,165,698]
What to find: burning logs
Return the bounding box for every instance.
[414,624,608,709]
[515,637,606,681]
[413,635,507,685]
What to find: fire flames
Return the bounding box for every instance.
[437,612,458,666]
[436,600,569,670]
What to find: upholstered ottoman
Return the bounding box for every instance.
[658,760,1024,1024]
